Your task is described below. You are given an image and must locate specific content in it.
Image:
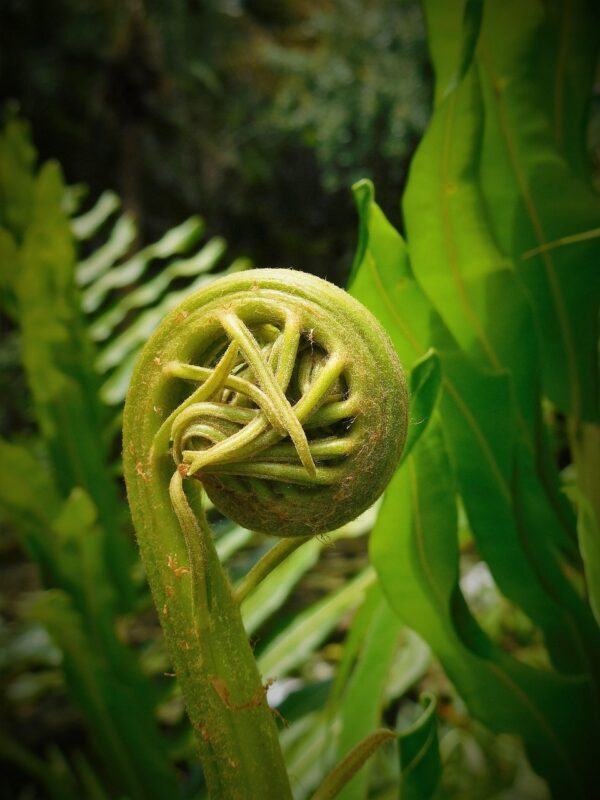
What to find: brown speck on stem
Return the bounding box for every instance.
[153,356,162,366]
[167,553,191,577]
[262,677,288,726]
[135,462,150,482]
[193,722,211,742]
[209,675,270,711]
[271,706,289,728]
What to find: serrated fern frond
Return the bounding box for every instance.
[72,192,251,406]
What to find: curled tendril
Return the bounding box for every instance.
[135,268,408,536]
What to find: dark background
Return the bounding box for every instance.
[0,0,431,286]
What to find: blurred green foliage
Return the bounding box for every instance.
[0,118,180,799]
[263,0,429,193]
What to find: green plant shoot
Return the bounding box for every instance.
[122,268,408,798]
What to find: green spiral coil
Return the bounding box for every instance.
[138,268,407,536]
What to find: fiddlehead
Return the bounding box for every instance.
[123,269,407,798]
[148,269,408,536]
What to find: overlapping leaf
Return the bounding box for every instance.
[352,179,596,667]
[333,587,402,800]
[372,425,596,799]
[349,145,600,797]
[397,693,444,800]
[472,0,600,421]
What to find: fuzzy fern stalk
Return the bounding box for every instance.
[123,269,408,798]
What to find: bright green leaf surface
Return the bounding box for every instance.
[371,425,598,799]
[440,0,483,100]
[439,353,596,674]
[258,568,376,679]
[402,349,442,462]
[71,190,121,242]
[81,215,204,312]
[351,178,588,670]
[242,539,322,634]
[76,213,137,286]
[421,0,467,107]
[326,583,383,719]
[563,487,600,627]
[335,587,401,800]
[403,67,540,442]
[398,693,443,800]
[475,0,600,420]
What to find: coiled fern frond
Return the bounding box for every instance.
[123,268,408,798]
[130,268,407,536]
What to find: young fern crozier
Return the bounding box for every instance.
[123,269,408,798]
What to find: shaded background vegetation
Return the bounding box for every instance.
[0,0,430,284]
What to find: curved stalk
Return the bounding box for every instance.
[123,269,408,797]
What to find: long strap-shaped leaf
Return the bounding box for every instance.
[349,181,600,797]
[352,181,597,672]
[372,425,597,799]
